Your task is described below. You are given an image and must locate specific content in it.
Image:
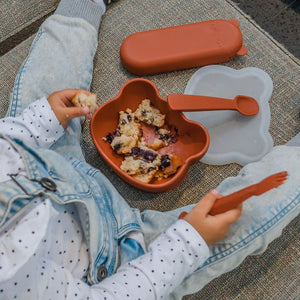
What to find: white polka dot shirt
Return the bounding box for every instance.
[0,97,64,182]
[0,97,209,299]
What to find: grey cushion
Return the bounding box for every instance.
[0,0,59,44]
[0,0,299,299]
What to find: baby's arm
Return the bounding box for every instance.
[1,89,92,148]
[1,97,64,148]
[91,190,242,299]
[91,219,209,299]
[0,217,208,300]
[0,190,240,299]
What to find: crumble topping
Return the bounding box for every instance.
[103,99,182,183]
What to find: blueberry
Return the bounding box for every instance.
[105,127,121,143]
[113,143,121,151]
[159,155,171,170]
[114,128,121,137]
[170,134,177,143]
[105,133,114,143]
[143,150,157,162]
[131,147,142,157]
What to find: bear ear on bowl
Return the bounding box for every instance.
[90,78,210,193]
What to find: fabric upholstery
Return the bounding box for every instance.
[0,0,299,299]
[0,0,59,44]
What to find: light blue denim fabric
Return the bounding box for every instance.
[140,145,300,299]
[2,0,145,284]
[0,133,142,285]
[6,12,100,161]
[2,2,299,298]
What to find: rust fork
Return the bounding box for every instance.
[254,171,288,196]
[209,171,288,216]
[178,171,289,219]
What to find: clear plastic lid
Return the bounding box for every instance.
[184,65,274,166]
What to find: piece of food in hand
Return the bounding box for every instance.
[72,92,97,114]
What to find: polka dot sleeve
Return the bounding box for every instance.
[91,219,209,300]
[1,97,64,148]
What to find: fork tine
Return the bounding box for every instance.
[275,171,288,178]
[256,171,288,195]
[209,171,289,215]
[276,171,288,178]
[273,175,288,184]
[274,176,288,183]
[273,180,286,188]
[264,171,287,181]
[264,172,288,182]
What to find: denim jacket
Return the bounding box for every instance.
[0,133,142,285]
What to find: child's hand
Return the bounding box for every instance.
[48,89,93,128]
[183,189,242,246]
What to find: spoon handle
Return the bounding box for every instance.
[167,94,237,112]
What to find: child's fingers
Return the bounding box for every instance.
[213,204,242,224]
[59,106,90,127]
[195,189,222,214]
[55,89,92,106]
[66,106,90,119]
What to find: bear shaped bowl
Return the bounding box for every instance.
[90,78,210,193]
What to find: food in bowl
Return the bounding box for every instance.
[103,99,182,183]
[90,78,210,192]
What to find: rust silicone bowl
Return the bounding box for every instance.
[90,78,209,192]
